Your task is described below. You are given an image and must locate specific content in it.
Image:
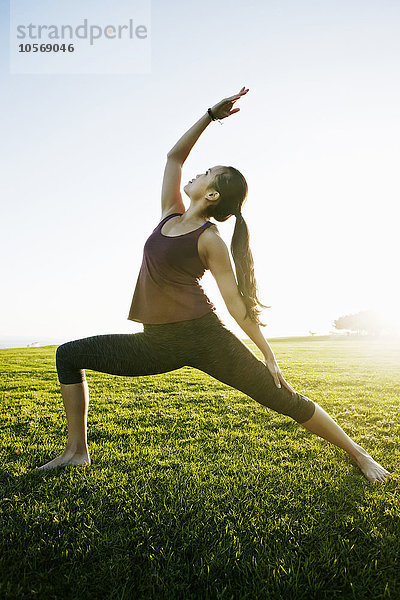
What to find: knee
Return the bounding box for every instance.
[56,342,85,385]
[56,343,65,363]
[55,343,71,379]
[56,342,71,367]
[277,390,316,424]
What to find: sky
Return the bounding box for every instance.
[1,0,400,347]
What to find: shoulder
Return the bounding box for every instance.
[198,223,228,269]
[200,223,222,245]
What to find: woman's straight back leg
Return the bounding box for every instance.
[185,312,316,424]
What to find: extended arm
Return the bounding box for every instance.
[161,87,249,217]
[167,112,212,164]
[161,112,212,217]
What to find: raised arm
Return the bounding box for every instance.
[161,112,212,218]
[160,87,249,218]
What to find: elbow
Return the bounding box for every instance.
[167,149,187,165]
[167,150,182,162]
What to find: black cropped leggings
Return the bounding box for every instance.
[56,311,316,424]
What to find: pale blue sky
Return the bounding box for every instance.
[1,0,399,345]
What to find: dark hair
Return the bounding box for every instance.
[205,166,269,326]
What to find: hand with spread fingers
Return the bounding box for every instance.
[210,86,249,120]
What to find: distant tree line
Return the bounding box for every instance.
[334,309,392,336]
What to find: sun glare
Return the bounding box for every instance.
[373,302,400,336]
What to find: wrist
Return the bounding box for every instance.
[208,107,216,121]
[207,107,223,125]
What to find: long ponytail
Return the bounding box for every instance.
[231,214,269,326]
[206,166,269,326]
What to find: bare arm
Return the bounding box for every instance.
[161,112,212,217]
[167,112,212,164]
[203,230,275,357]
[202,228,295,394]
[161,87,249,217]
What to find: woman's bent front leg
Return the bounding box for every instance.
[36,330,186,471]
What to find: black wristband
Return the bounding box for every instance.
[207,107,216,121]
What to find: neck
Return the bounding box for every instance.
[182,203,210,223]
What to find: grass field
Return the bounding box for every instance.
[1,336,399,599]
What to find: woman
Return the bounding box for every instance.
[38,87,390,484]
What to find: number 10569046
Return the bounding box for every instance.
[18,43,75,53]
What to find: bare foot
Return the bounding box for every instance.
[353,445,391,483]
[36,449,91,471]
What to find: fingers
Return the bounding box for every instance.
[279,374,296,395]
[264,359,280,389]
[265,361,281,388]
[269,374,280,388]
[234,89,248,98]
[275,376,296,395]
[230,92,247,102]
[226,87,249,102]
[268,366,296,395]
[272,368,281,389]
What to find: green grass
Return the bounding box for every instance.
[1,337,399,600]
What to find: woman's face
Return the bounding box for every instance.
[183,165,224,198]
